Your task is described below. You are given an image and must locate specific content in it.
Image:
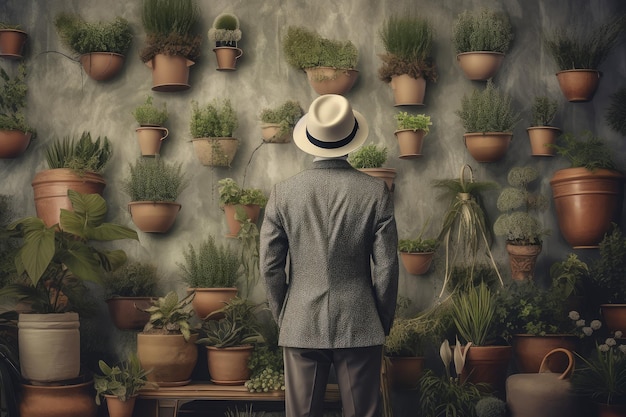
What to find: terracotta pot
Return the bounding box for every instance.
[456,51,505,81]
[600,304,626,333]
[527,126,561,156]
[32,168,106,228]
[556,69,602,102]
[512,334,578,373]
[461,345,512,397]
[187,287,238,320]
[358,168,397,192]
[463,132,512,163]
[550,168,624,248]
[213,47,243,70]
[105,297,154,331]
[79,52,125,81]
[0,129,32,158]
[104,394,136,417]
[0,29,28,59]
[389,74,426,106]
[506,243,542,281]
[192,137,240,167]
[223,204,262,237]
[597,403,626,417]
[206,345,254,385]
[394,129,426,159]
[145,54,194,92]
[20,380,97,417]
[260,123,291,143]
[399,252,434,275]
[304,67,359,95]
[137,333,199,386]
[127,201,181,233]
[135,126,169,156]
[386,356,424,390]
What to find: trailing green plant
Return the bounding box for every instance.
[45,132,111,176]
[122,157,187,202]
[235,207,261,299]
[217,178,268,207]
[190,99,238,138]
[543,15,626,70]
[606,86,626,137]
[530,96,558,126]
[0,64,34,133]
[140,0,202,62]
[54,13,132,55]
[102,260,160,299]
[590,224,626,304]
[94,352,156,405]
[348,144,388,169]
[177,234,241,288]
[549,130,617,171]
[378,14,437,83]
[493,166,550,245]
[456,81,521,133]
[452,9,514,54]
[451,282,497,346]
[207,13,242,44]
[282,25,358,71]
[258,100,304,138]
[196,297,263,348]
[132,96,168,126]
[139,291,195,341]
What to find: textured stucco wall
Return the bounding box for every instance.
[2,0,626,375]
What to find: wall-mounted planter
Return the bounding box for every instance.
[555,69,601,102]
[192,137,239,167]
[79,52,125,81]
[0,129,32,158]
[305,67,359,95]
[463,132,512,163]
[136,126,168,156]
[527,126,561,156]
[146,54,194,92]
[223,203,261,237]
[105,297,154,331]
[390,74,426,106]
[260,123,291,143]
[213,46,243,71]
[0,29,28,59]
[395,129,426,159]
[128,201,181,233]
[399,252,434,275]
[358,168,397,192]
[456,51,504,81]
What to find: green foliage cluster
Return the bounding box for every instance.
[45,132,111,175]
[177,234,240,288]
[348,144,388,169]
[282,26,358,70]
[530,96,558,127]
[94,353,154,405]
[457,81,521,133]
[544,15,626,70]
[606,86,626,137]
[196,297,262,347]
[0,195,17,289]
[190,99,238,138]
[140,291,195,341]
[590,225,626,304]
[123,157,187,202]
[384,310,443,357]
[54,14,132,55]
[549,130,617,171]
[394,112,432,133]
[0,23,22,30]
[451,282,497,346]
[132,96,168,126]
[475,397,507,417]
[0,64,34,133]
[258,100,304,138]
[378,14,437,82]
[102,260,159,298]
[208,13,242,43]
[452,9,513,54]
[218,178,268,207]
[419,368,487,417]
[245,318,285,392]
[398,238,438,253]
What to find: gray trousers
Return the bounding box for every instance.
[283,345,383,417]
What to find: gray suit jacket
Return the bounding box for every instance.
[259,159,399,349]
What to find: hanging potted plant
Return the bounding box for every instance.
[208,13,243,71]
[493,166,550,281]
[452,9,514,81]
[0,22,28,59]
[190,98,239,167]
[131,96,168,156]
[140,0,202,92]
[549,131,624,248]
[393,111,432,159]
[378,14,437,106]
[122,157,188,233]
[217,178,268,238]
[527,95,561,156]
[258,100,304,143]
[0,64,35,158]
[282,25,359,95]
[456,81,521,163]
[544,15,625,102]
[398,218,439,275]
[54,13,132,81]
[348,144,396,192]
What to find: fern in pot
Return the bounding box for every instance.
[0,63,35,158]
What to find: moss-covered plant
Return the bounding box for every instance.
[196,297,262,348]
[140,0,202,62]
[190,99,238,138]
[378,14,437,83]
[348,144,388,169]
[452,9,514,54]
[45,132,111,176]
[54,13,132,55]
[282,25,358,71]
[132,96,168,126]
[530,96,558,127]
[606,86,626,137]
[457,81,521,133]
[140,291,195,341]
[258,100,304,138]
[207,13,241,46]
[549,130,617,171]
[102,260,160,299]
[589,224,626,304]
[0,64,34,133]
[177,234,241,288]
[218,178,268,207]
[394,112,432,133]
[122,157,187,202]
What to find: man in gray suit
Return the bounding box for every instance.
[260,94,399,417]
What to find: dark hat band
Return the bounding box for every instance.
[306,118,359,150]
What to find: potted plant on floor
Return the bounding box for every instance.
[208,13,243,71]
[140,0,202,91]
[218,178,268,237]
[0,22,28,59]
[190,98,239,167]
[493,166,550,280]
[378,13,437,106]
[258,100,304,143]
[177,234,241,319]
[606,86,626,137]
[54,13,132,81]
[282,25,359,95]
[122,157,188,233]
[452,9,514,81]
[0,63,35,158]
[348,144,397,192]
[393,111,432,159]
[132,96,168,156]
[544,15,626,102]
[456,81,521,163]
[549,131,624,248]
[527,95,561,156]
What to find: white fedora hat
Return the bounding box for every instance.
[293,94,368,157]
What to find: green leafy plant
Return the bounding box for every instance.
[235,207,261,298]
[530,96,558,127]
[606,86,626,137]
[102,260,160,299]
[451,282,497,346]
[282,25,358,71]
[177,234,240,288]
[217,178,268,207]
[0,64,34,133]
[258,100,304,138]
[139,291,195,341]
[54,13,132,55]
[452,9,514,54]
[549,130,617,171]
[196,297,263,348]
[378,14,437,83]
[348,144,388,169]
[190,99,238,138]
[549,253,589,299]
[394,112,432,133]
[457,81,521,133]
[94,352,156,405]
[398,218,439,253]
[45,132,112,176]
[590,224,626,304]
[245,318,284,393]
[385,306,442,357]
[207,13,241,44]
[132,96,168,126]
[475,397,507,417]
[122,157,187,202]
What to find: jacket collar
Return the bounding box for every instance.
[311,158,353,170]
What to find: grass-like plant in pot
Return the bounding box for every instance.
[190,99,239,167]
[218,178,268,238]
[394,111,432,158]
[606,86,626,137]
[0,63,35,158]
[456,81,521,162]
[132,95,169,155]
[348,144,396,191]
[258,100,304,143]
[527,95,561,156]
